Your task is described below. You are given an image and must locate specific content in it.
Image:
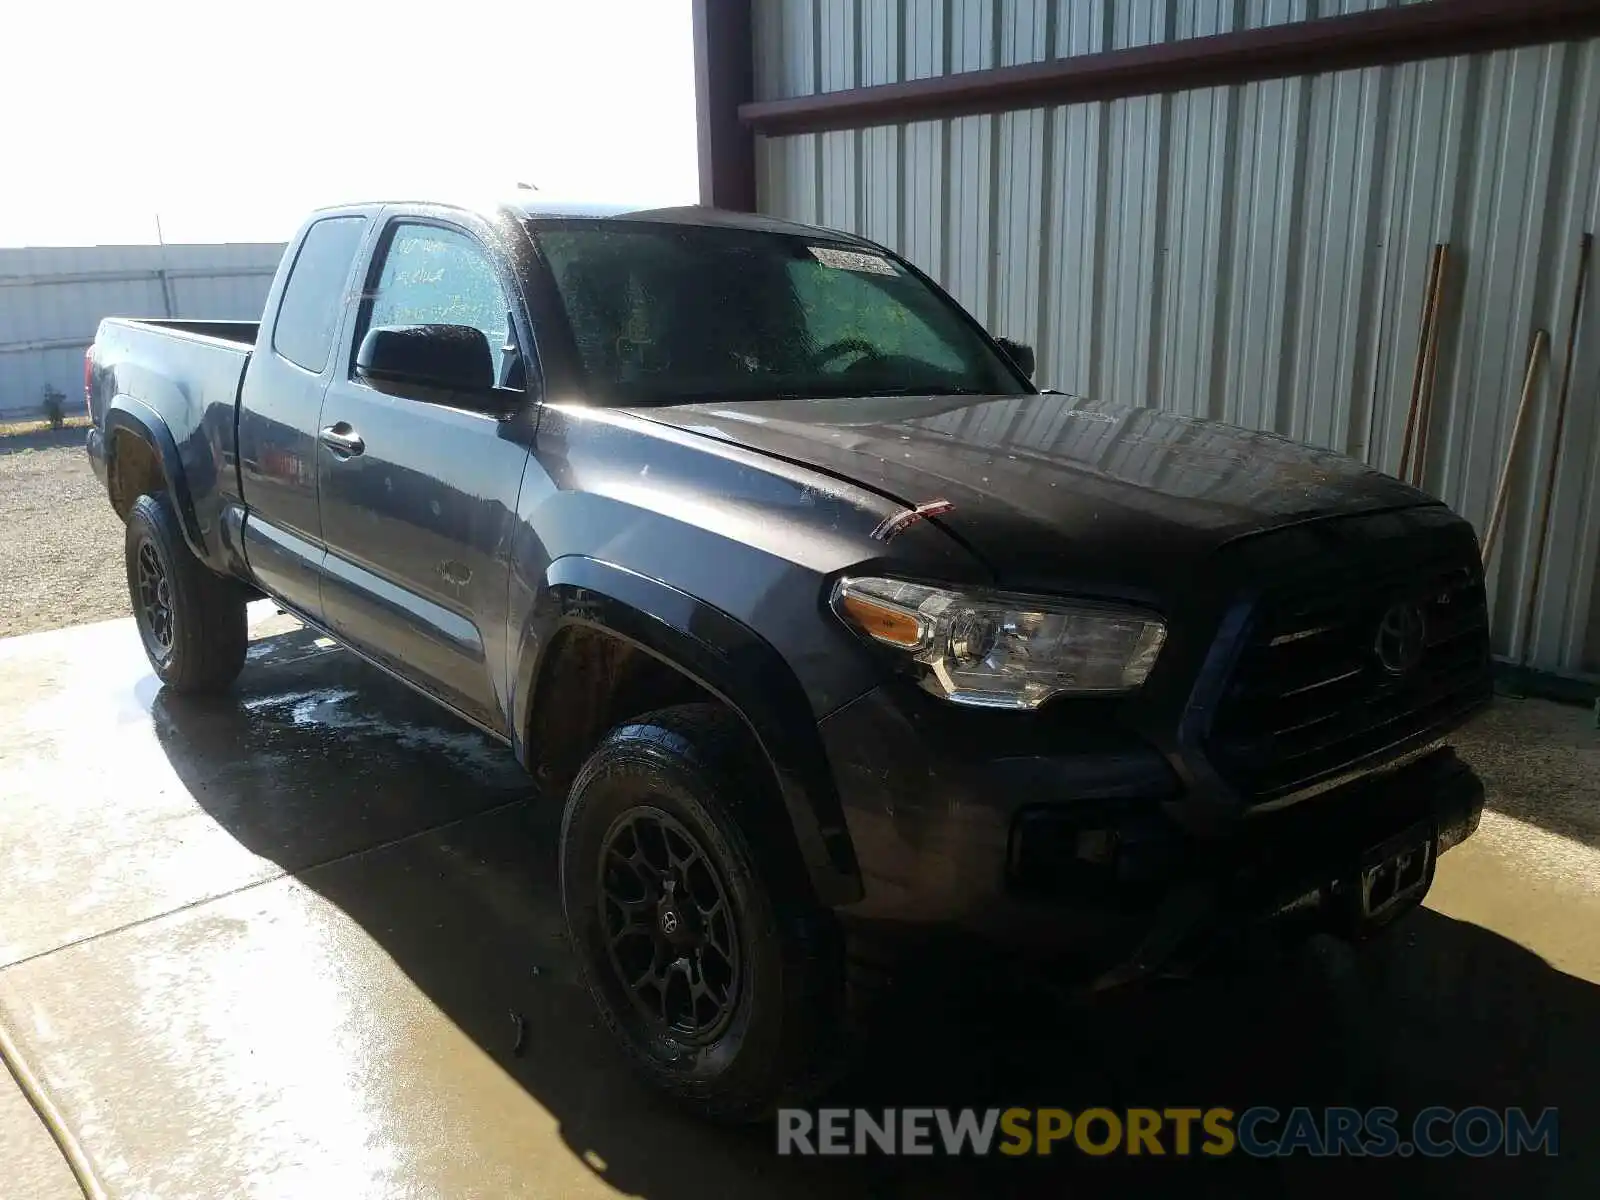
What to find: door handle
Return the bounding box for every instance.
[319,424,365,457]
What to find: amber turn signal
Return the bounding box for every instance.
[837,593,924,647]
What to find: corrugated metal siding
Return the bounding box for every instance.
[0,243,285,418]
[754,2,1600,677]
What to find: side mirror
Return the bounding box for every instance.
[356,324,496,396]
[996,336,1035,380]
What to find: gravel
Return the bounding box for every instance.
[0,428,130,638]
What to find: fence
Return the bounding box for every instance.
[0,242,287,418]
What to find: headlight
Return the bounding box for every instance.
[830,576,1166,710]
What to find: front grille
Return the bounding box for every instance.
[1207,553,1492,802]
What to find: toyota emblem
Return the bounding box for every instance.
[1374,601,1427,675]
[660,910,679,935]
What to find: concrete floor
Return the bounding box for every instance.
[1,606,1596,1198]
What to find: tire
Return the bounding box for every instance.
[560,703,846,1121]
[124,492,247,694]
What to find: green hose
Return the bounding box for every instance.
[0,1012,108,1200]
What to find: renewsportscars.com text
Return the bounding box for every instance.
[776,1106,1559,1158]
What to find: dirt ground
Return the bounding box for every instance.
[0,427,128,638]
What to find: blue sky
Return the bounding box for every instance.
[1,0,698,247]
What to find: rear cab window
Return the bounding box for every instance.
[272,216,368,374]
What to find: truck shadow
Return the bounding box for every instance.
[149,623,1598,1199]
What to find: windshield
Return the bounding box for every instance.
[529,220,1029,405]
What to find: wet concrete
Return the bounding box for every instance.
[1,605,1596,1198]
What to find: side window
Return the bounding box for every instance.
[786,257,964,374]
[272,216,367,374]
[357,224,512,383]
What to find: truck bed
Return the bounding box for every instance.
[87,316,261,574]
[90,319,256,432]
[110,317,261,346]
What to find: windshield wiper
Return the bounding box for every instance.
[856,384,996,397]
[620,384,1002,406]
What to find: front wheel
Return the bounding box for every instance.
[124,492,247,694]
[559,703,846,1121]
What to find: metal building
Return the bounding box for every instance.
[694,0,1600,679]
[0,242,286,419]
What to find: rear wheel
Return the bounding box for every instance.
[124,492,247,693]
[560,703,846,1121]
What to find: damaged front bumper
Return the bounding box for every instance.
[1080,746,1483,989]
[819,682,1484,978]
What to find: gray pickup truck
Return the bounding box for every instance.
[87,197,1492,1120]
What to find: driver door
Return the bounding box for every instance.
[316,215,533,733]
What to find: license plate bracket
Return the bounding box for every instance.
[1356,820,1434,920]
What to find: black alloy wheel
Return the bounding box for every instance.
[134,538,175,654]
[599,806,741,1043]
[559,703,849,1121]
[123,491,247,693]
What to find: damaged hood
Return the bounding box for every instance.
[624,391,1437,594]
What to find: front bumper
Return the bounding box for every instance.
[818,683,1484,959]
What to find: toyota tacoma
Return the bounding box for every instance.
[86,197,1491,1120]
